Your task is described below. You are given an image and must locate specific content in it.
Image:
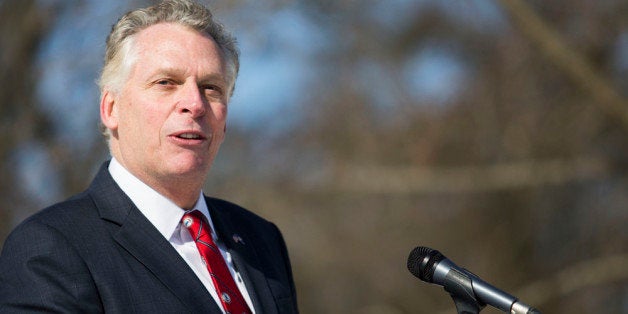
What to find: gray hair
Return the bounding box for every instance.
[98,0,240,96]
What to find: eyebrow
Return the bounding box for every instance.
[146,67,186,81]
[146,67,226,85]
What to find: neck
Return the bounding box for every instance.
[109,149,206,210]
[149,178,203,210]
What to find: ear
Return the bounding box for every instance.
[100,89,119,132]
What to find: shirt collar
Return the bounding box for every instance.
[108,157,214,240]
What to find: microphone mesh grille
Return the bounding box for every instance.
[407,246,443,283]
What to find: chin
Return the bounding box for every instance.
[167,156,211,176]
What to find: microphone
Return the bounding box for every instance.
[407,246,541,314]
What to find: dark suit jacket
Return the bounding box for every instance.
[0,162,298,313]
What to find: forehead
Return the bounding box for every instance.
[131,23,225,76]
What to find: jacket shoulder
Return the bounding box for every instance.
[205,196,274,226]
[18,190,97,231]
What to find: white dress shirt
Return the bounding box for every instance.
[108,158,255,313]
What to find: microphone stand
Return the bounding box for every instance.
[442,267,542,314]
[443,268,485,314]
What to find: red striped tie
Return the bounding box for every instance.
[182,210,252,314]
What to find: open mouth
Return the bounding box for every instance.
[171,131,208,144]
[177,133,203,140]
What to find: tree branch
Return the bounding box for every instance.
[496,0,628,129]
[312,158,609,194]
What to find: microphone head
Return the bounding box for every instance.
[407,246,445,283]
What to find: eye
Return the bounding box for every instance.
[202,84,223,96]
[156,79,174,86]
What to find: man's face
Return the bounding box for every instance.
[104,23,229,188]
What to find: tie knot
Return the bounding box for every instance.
[182,210,211,241]
[182,210,204,225]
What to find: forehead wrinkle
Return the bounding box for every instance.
[150,66,188,79]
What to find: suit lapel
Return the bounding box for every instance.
[88,163,222,313]
[114,210,221,313]
[207,199,278,314]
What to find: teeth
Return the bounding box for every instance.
[179,133,201,139]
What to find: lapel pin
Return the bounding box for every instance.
[182,217,193,228]
[232,234,245,245]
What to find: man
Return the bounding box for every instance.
[0,0,298,313]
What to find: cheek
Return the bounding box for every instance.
[121,102,162,140]
[210,107,227,142]
[214,106,228,124]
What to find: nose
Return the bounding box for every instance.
[177,82,206,117]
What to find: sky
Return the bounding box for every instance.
[34,0,507,138]
[17,0,562,214]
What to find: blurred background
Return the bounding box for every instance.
[1,0,627,313]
